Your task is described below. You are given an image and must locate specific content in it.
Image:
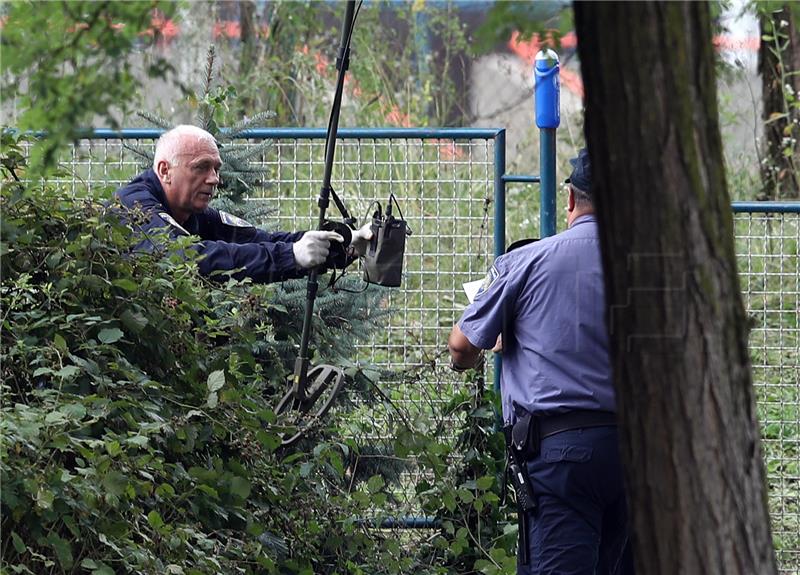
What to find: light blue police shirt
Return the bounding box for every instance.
[458,214,615,424]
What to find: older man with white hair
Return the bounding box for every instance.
[115,125,371,283]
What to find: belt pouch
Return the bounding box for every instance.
[511,414,540,461]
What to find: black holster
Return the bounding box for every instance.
[503,414,540,566]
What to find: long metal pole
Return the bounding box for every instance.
[293,0,356,401]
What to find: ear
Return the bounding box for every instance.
[156,160,171,184]
[567,186,576,212]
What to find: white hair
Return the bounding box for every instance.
[153,125,217,169]
[571,183,594,208]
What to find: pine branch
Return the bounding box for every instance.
[197,46,217,131]
[123,143,153,171]
[136,111,171,129]
[202,45,216,102]
[222,140,275,163]
[226,111,277,140]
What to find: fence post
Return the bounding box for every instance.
[535,49,560,238]
[494,129,506,396]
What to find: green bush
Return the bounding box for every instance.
[0,165,404,573]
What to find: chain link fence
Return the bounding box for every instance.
[733,205,799,573]
[40,130,799,571]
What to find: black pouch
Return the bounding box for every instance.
[362,195,411,287]
[511,414,541,461]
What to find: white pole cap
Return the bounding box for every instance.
[535,48,559,66]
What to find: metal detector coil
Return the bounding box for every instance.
[275,0,412,448]
[363,193,411,287]
[275,364,346,448]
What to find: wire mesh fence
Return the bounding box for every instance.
[33,130,800,570]
[733,206,799,573]
[249,131,502,510]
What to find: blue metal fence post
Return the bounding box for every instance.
[494,130,506,395]
[535,49,560,238]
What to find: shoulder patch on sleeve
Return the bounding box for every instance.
[219,211,254,228]
[159,213,191,236]
[474,264,499,300]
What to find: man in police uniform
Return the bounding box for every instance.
[448,149,632,574]
[115,125,372,283]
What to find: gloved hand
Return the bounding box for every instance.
[349,222,374,257]
[292,231,344,269]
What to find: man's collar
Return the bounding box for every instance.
[569,213,597,228]
[144,168,195,228]
[145,169,169,206]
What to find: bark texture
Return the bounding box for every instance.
[574,3,777,574]
[239,0,258,75]
[759,3,800,199]
[238,0,258,113]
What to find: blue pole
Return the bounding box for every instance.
[494,130,506,395]
[731,201,800,213]
[84,127,506,141]
[539,129,557,237]
[534,49,560,238]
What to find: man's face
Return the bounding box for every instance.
[161,137,222,219]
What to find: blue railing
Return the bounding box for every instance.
[732,201,800,213]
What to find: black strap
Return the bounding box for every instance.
[538,410,617,439]
[329,186,355,226]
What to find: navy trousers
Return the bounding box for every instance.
[518,426,633,575]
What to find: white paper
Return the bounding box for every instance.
[462,279,484,304]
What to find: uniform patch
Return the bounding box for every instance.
[159,213,190,236]
[219,211,253,228]
[474,264,499,299]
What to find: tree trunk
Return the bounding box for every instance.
[238,0,258,113]
[574,3,778,574]
[759,3,800,199]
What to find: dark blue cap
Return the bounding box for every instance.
[565,148,591,194]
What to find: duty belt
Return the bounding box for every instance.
[538,410,617,439]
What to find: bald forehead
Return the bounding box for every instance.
[172,137,221,173]
[153,127,220,168]
[174,135,220,158]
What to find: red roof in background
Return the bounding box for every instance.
[508,30,759,98]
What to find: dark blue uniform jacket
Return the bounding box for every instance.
[114,169,305,283]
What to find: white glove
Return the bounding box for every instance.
[292,231,344,269]
[349,223,374,257]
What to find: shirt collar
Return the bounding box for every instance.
[569,213,597,228]
[144,169,169,207]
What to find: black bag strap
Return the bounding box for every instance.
[328,186,356,226]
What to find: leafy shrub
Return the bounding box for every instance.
[0,163,403,573]
[411,376,517,575]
